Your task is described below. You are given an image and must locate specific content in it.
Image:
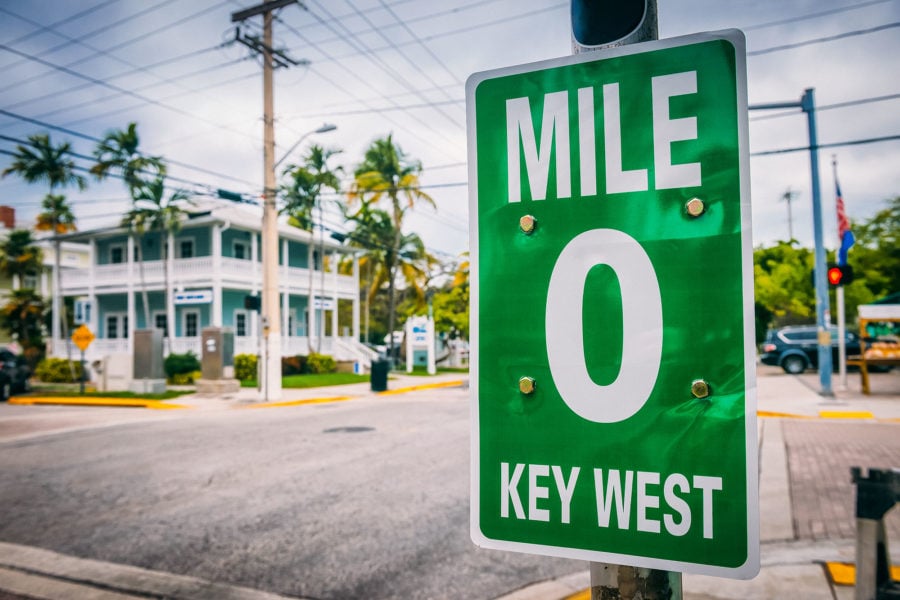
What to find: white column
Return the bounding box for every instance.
[166,232,175,347]
[212,224,223,327]
[308,243,316,348]
[331,251,338,340]
[352,254,360,342]
[126,235,135,354]
[89,239,97,334]
[251,233,259,340]
[281,239,289,347]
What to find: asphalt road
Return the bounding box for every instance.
[0,389,582,599]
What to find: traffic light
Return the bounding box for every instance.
[827,264,853,287]
[244,294,261,311]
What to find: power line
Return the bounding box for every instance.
[0,109,259,189]
[0,43,261,147]
[750,93,900,122]
[743,0,893,31]
[0,0,123,47]
[749,21,900,56]
[751,134,900,156]
[1,0,185,88]
[290,7,462,133]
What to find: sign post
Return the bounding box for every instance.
[72,324,95,395]
[467,30,758,578]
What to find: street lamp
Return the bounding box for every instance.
[260,122,337,402]
[274,123,337,170]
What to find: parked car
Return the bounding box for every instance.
[0,348,31,400]
[760,325,861,374]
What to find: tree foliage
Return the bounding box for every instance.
[754,196,900,336]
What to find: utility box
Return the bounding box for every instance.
[131,329,166,393]
[200,326,234,380]
[197,326,239,394]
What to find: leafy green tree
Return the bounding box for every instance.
[0,230,43,288]
[36,194,79,380]
[2,133,85,359]
[129,177,190,352]
[349,135,435,359]
[754,241,815,335]
[0,289,47,368]
[280,144,342,352]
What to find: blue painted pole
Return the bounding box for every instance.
[802,88,833,396]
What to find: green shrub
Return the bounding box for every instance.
[170,370,202,385]
[34,358,83,383]
[164,352,200,380]
[282,355,306,376]
[234,353,258,381]
[305,353,336,374]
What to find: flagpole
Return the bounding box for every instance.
[833,155,848,390]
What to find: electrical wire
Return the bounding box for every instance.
[749,22,900,56]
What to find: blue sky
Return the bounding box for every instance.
[1,0,898,259]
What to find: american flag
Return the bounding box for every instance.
[835,179,855,266]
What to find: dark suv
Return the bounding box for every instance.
[760,325,861,374]
[0,348,31,401]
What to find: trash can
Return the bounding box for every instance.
[370,359,390,392]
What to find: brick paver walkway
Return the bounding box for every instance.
[783,420,900,541]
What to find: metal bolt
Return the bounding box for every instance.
[519,214,536,234]
[685,198,705,217]
[691,379,710,399]
[518,376,536,395]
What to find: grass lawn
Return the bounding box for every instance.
[402,366,469,377]
[240,373,370,388]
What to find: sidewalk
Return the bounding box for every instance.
[501,366,900,599]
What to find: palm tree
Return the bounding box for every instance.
[280,144,342,353]
[36,194,78,381]
[349,135,434,360]
[343,205,434,348]
[130,177,190,353]
[1,133,86,361]
[0,230,43,289]
[120,205,155,329]
[92,123,168,335]
[91,122,165,193]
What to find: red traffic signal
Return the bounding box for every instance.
[827,264,854,287]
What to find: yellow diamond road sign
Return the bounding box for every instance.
[72,324,95,351]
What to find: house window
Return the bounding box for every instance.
[234,310,249,337]
[233,241,248,260]
[176,238,194,259]
[22,274,38,289]
[105,313,128,339]
[109,244,125,264]
[153,312,168,336]
[288,309,297,336]
[183,311,199,337]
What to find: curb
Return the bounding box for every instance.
[8,397,190,410]
[0,542,305,600]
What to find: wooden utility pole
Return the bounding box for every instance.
[230,0,302,401]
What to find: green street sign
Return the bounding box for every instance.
[467,31,758,578]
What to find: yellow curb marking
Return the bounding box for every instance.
[826,561,900,586]
[8,397,189,410]
[818,410,874,419]
[376,379,464,396]
[240,396,354,409]
[757,410,814,419]
[562,589,590,600]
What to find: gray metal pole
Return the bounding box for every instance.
[571,2,681,597]
[801,88,833,396]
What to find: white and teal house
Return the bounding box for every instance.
[56,199,374,365]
